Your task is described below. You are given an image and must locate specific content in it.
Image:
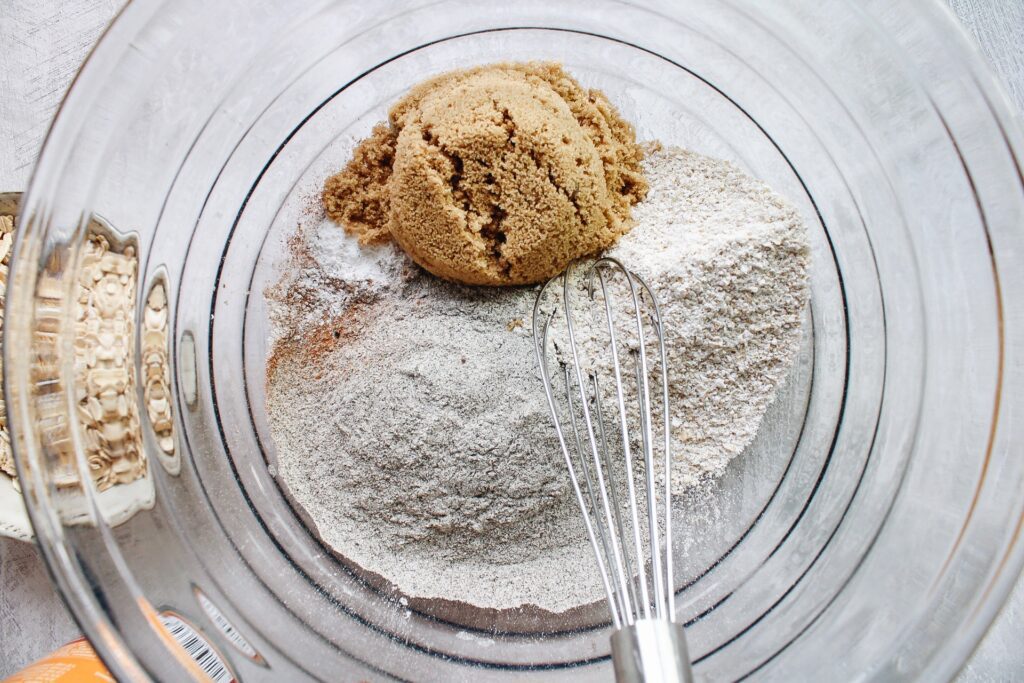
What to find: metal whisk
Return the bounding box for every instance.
[533,257,693,683]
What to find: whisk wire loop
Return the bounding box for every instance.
[533,302,622,629]
[589,261,651,622]
[561,272,637,626]
[591,374,641,618]
[633,273,675,622]
[535,259,690,680]
[534,259,676,626]
[564,367,632,625]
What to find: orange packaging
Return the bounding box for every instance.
[3,638,113,683]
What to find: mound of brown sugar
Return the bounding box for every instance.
[322,62,647,286]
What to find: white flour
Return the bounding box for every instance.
[264,146,810,613]
[607,146,810,487]
[265,219,405,347]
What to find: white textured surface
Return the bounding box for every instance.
[0,1,124,674]
[0,0,1021,677]
[939,5,1024,680]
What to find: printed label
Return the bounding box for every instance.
[159,612,236,683]
[4,638,113,682]
[195,588,261,662]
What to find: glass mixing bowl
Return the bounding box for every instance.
[7,0,1024,680]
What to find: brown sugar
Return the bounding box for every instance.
[321,62,648,286]
[322,123,396,246]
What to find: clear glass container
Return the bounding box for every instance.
[7,0,1024,680]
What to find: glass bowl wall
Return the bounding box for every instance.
[7,0,1024,680]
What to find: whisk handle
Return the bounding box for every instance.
[610,619,694,683]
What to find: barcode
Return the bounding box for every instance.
[159,613,236,683]
[197,591,258,659]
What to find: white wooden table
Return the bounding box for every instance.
[1,0,1021,678]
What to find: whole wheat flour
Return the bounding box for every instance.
[265,145,810,612]
[548,146,811,490]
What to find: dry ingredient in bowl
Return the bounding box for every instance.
[72,233,147,490]
[266,145,810,611]
[142,282,176,458]
[562,145,811,487]
[0,213,15,479]
[323,62,647,286]
[2,208,177,543]
[3,212,162,546]
[3,218,151,490]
